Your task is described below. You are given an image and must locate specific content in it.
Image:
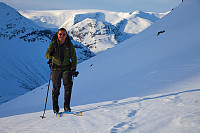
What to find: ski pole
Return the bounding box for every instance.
[40,57,54,119]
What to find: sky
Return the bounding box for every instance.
[1,0,182,13]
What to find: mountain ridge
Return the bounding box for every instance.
[20,9,167,53]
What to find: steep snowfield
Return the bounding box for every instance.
[0,39,49,103]
[0,2,40,30]
[71,0,200,105]
[0,39,94,104]
[0,0,200,132]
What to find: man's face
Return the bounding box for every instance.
[57,30,67,43]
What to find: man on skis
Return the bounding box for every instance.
[45,28,77,113]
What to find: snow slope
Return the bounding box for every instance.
[0,39,94,104]
[71,0,200,105]
[0,0,200,132]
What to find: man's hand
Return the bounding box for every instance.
[72,70,79,77]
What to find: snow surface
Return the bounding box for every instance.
[0,90,200,133]
[0,0,200,132]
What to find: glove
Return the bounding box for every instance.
[47,59,52,68]
[72,70,79,77]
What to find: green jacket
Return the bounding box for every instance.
[45,39,77,70]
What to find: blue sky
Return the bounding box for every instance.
[1,0,181,12]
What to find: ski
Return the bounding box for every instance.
[56,111,82,117]
[56,113,61,117]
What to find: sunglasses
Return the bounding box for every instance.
[58,33,66,36]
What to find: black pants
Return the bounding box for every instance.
[52,68,73,110]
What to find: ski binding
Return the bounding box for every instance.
[56,111,82,117]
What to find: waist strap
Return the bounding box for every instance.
[52,63,71,70]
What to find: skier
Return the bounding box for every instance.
[45,28,77,113]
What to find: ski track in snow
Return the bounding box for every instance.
[0,89,200,133]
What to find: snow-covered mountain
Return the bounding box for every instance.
[0,0,199,132]
[20,9,167,53]
[0,2,94,104]
[0,2,51,42]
